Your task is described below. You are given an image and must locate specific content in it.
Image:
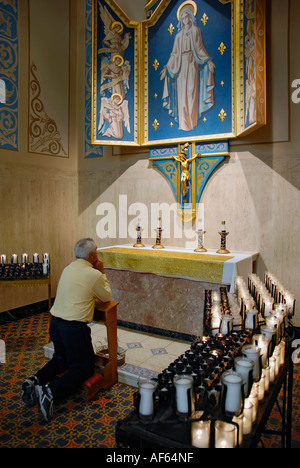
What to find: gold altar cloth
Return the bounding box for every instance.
[98,247,233,283]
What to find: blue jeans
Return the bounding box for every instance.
[35,316,95,402]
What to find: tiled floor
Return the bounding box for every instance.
[44,322,191,388]
[90,322,191,387]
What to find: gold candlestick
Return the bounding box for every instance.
[133,219,145,248]
[152,217,164,249]
[216,220,230,254]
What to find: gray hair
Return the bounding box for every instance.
[74,238,97,259]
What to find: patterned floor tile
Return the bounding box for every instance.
[151,348,167,355]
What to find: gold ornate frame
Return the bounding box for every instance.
[92,0,266,147]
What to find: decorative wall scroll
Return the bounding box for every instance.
[29,63,67,156]
[29,0,69,157]
[150,141,229,220]
[92,0,266,147]
[0,0,19,150]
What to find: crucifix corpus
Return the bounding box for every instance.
[172,142,201,197]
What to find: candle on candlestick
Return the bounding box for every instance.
[0,254,6,264]
[33,253,39,263]
[21,253,28,264]
[194,218,207,252]
[152,217,164,249]
[217,221,230,254]
[133,218,145,248]
[11,254,18,264]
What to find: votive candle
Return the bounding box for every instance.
[215,420,236,448]
[191,420,210,448]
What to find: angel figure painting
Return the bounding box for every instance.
[96,2,133,141]
[98,93,130,139]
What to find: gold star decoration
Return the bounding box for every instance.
[218,109,227,122]
[168,23,175,35]
[220,81,225,87]
[152,59,159,71]
[152,119,159,131]
[201,13,209,26]
[218,42,226,55]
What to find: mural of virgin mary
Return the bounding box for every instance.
[160,1,215,132]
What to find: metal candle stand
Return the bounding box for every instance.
[133,225,145,248]
[152,218,164,249]
[217,221,230,254]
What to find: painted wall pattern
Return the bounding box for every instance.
[85,0,103,157]
[0,0,18,150]
[29,62,67,156]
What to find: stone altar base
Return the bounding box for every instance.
[105,268,225,339]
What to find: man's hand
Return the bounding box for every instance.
[93,259,105,274]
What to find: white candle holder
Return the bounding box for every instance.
[173,374,194,418]
[138,378,157,421]
[242,345,262,382]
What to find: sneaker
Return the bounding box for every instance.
[36,385,54,422]
[21,376,38,408]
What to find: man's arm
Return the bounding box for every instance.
[92,259,112,302]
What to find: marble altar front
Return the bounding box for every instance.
[97,245,258,338]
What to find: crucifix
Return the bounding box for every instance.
[150,141,229,222]
[172,142,201,197]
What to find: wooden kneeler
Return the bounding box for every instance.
[84,300,119,401]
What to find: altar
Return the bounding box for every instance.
[97,246,258,338]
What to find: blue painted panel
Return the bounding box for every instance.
[147,0,232,143]
[85,0,103,157]
[0,0,19,150]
